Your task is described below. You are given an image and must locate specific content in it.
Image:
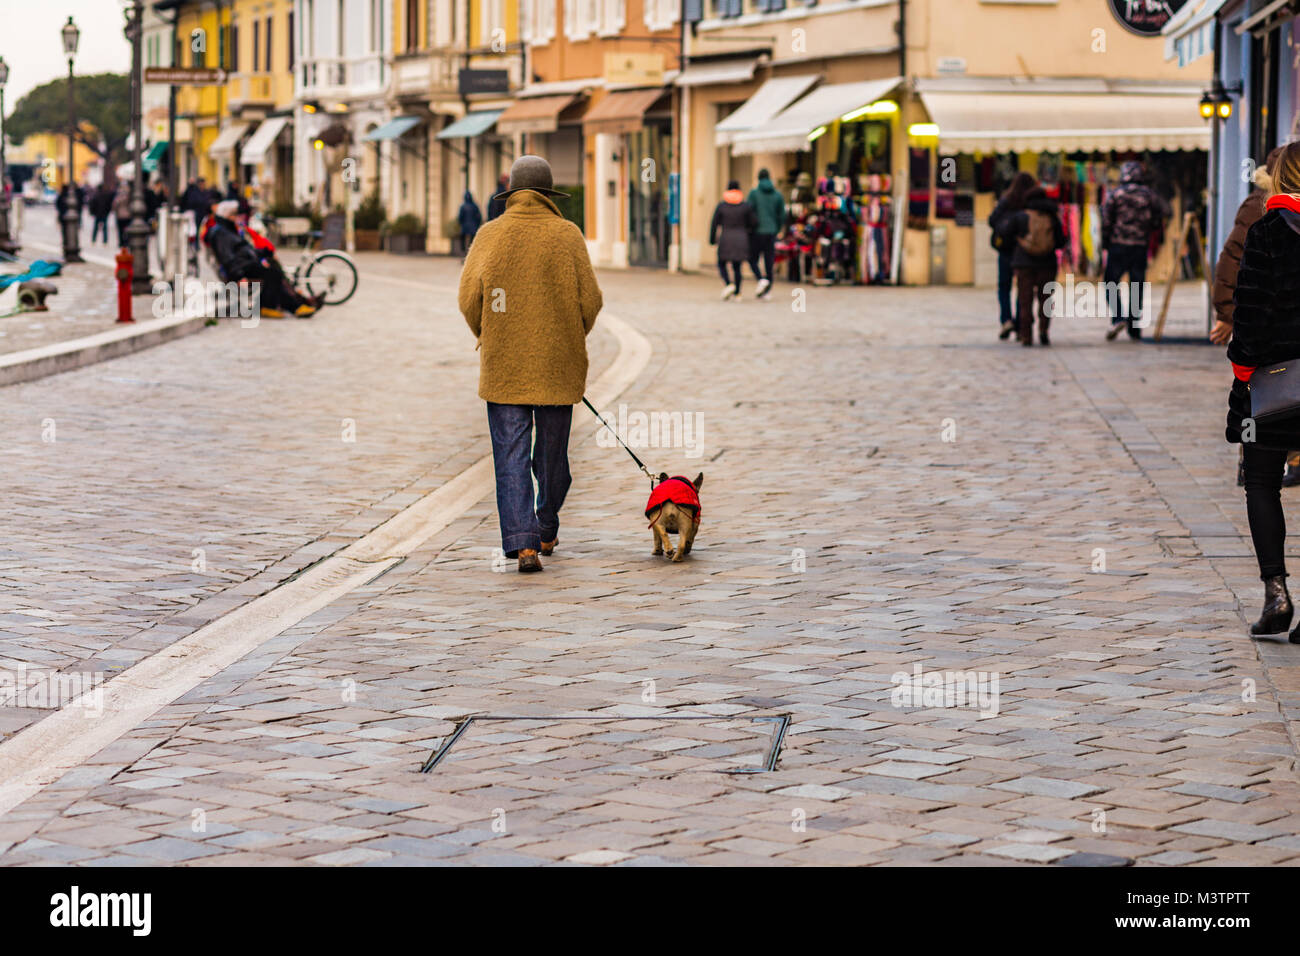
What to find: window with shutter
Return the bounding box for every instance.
[684,0,703,22]
[266,17,273,71]
[541,0,556,41]
[600,0,625,35]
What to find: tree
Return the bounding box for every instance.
[6,73,131,176]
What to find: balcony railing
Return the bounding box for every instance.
[299,54,386,98]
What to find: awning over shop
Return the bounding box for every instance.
[918,90,1211,153]
[1236,0,1294,34]
[676,57,759,87]
[716,74,819,145]
[1163,0,1229,65]
[208,122,249,158]
[518,78,601,98]
[729,77,902,155]
[240,116,290,166]
[582,88,667,136]
[496,95,580,135]
[436,110,504,140]
[141,141,169,173]
[363,115,423,141]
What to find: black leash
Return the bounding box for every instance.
[582,396,657,487]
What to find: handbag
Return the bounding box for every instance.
[1248,359,1300,421]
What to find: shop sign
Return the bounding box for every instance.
[144,67,228,85]
[1106,0,1190,37]
[459,69,510,96]
[605,53,664,86]
[936,57,967,75]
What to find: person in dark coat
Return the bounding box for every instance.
[998,186,1065,346]
[1212,147,1286,488]
[746,169,786,299]
[204,200,310,316]
[1225,142,1300,640]
[710,180,756,300]
[486,174,511,221]
[1102,160,1170,341]
[458,190,483,255]
[988,172,1036,340]
[88,183,114,244]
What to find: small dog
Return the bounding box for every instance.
[645,472,703,562]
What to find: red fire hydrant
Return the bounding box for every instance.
[115,249,135,324]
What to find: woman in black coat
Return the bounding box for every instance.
[710,179,756,300]
[1226,141,1300,640]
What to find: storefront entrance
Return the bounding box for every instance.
[627,119,672,267]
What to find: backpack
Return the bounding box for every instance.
[1017,209,1054,257]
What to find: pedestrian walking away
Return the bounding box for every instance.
[1224,141,1300,642]
[711,179,756,301]
[486,174,511,221]
[988,172,1036,340]
[458,190,483,256]
[88,182,113,245]
[1102,160,1170,341]
[112,182,132,250]
[458,155,603,573]
[746,168,786,300]
[999,185,1065,346]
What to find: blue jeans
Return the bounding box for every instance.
[997,250,1015,325]
[486,402,573,556]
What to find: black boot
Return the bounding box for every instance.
[1252,575,1293,635]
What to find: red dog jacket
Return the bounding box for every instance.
[645,476,702,527]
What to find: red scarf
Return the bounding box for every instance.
[1266,193,1300,214]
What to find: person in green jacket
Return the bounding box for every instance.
[746,169,787,300]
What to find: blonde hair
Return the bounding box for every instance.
[1270,141,1300,196]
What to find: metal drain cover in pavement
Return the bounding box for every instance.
[420,715,789,776]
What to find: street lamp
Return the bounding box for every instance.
[0,56,18,256]
[60,16,84,263]
[123,1,152,294]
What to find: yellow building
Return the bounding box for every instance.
[9,131,100,190]
[158,0,296,205]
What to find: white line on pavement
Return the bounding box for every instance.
[0,304,651,821]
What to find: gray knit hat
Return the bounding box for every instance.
[492,155,570,201]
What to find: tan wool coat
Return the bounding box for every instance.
[458,191,602,405]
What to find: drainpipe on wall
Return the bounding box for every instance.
[1208,23,1223,336]
[678,0,690,272]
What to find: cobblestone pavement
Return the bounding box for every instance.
[2,249,1298,867]
[2,206,155,353]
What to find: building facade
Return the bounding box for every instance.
[1166,0,1299,300]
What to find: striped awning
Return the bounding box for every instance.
[919,90,1211,153]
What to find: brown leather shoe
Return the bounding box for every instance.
[517,549,543,573]
[540,539,557,556]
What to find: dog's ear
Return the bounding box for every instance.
[658,472,669,482]
[693,472,704,490]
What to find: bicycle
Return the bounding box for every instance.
[259,215,359,307]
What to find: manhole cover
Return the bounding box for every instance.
[421,715,789,776]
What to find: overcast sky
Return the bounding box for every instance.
[4,1,133,112]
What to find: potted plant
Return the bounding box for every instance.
[353,192,386,251]
[387,213,426,254]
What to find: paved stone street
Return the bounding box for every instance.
[2,245,1298,867]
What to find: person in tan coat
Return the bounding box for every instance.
[458,155,603,572]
